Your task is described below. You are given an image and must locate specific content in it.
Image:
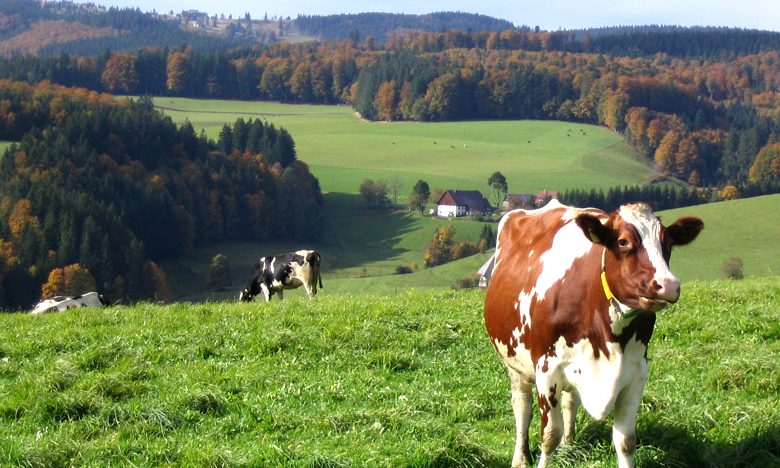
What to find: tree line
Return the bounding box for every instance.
[3,28,780,189]
[0,80,323,310]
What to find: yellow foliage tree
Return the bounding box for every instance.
[41,263,96,298]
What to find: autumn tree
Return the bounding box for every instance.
[166,50,190,94]
[424,225,455,267]
[101,53,138,94]
[359,178,389,209]
[374,81,398,121]
[41,263,97,298]
[749,143,780,183]
[654,131,679,174]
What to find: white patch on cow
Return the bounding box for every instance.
[619,204,677,284]
[540,334,649,421]
[535,221,593,300]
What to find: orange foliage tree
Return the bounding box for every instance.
[41,263,97,298]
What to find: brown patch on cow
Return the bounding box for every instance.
[549,384,558,408]
[484,208,565,356]
[539,394,550,434]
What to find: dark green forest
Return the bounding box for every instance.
[294,12,516,44]
[0,81,323,309]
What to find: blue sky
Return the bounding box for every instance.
[80,0,780,32]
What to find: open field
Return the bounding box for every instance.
[1,277,777,466]
[152,97,658,198]
[660,194,780,281]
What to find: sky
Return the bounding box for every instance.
[78,0,780,32]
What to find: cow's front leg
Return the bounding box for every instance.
[276,289,284,301]
[561,390,580,444]
[260,283,271,302]
[536,379,563,468]
[612,365,648,468]
[508,367,533,467]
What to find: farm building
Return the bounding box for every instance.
[502,190,560,211]
[435,190,492,217]
[503,193,535,210]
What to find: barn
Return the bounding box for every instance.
[435,190,492,217]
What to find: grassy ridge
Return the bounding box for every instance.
[0,277,777,466]
[660,194,780,280]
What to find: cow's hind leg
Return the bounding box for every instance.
[536,380,563,468]
[562,390,580,444]
[508,367,533,468]
[612,368,647,468]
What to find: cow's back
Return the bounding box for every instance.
[484,201,608,373]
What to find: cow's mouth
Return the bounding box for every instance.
[639,297,670,311]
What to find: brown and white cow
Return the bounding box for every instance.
[484,200,702,468]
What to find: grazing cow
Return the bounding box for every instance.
[484,200,702,468]
[239,250,323,302]
[31,292,107,314]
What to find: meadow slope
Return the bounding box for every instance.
[0,278,777,466]
[153,98,658,197]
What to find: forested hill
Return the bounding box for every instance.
[574,26,780,58]
[0,81,324,309]
[294,12,515,44]
[0,0,254,56]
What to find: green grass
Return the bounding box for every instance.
[659,194,780,281]
[152,97,657,197]
[0,277,777,466]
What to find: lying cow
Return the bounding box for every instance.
[31,292,107,314]
[484,200,702,468]
[239,250,323,302]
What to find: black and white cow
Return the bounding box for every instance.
[239,250,323,302]
[31,292,107,314]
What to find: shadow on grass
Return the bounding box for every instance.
[320,192,421,271]
[566,418,780,467]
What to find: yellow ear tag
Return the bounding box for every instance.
[589,230,601,243]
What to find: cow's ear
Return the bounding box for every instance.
[667,216,703,246]
[575,214,613,245]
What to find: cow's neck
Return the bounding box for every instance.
[600,247,643,325]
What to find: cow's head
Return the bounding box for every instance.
[576,203,703,312]
[239,289,254,302]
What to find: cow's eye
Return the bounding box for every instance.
[618,238,630,249]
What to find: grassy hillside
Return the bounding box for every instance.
[0,278,777,466]
[153,98,657,198]
[659,194,780,281]
[162,193,779,301]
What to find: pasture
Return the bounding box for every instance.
[152,98,657,198]
[0,278,777,466]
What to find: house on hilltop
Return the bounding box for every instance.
[435,190,492,217]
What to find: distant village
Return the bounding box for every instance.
[433,189,558,218]
[41,0,292,43]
